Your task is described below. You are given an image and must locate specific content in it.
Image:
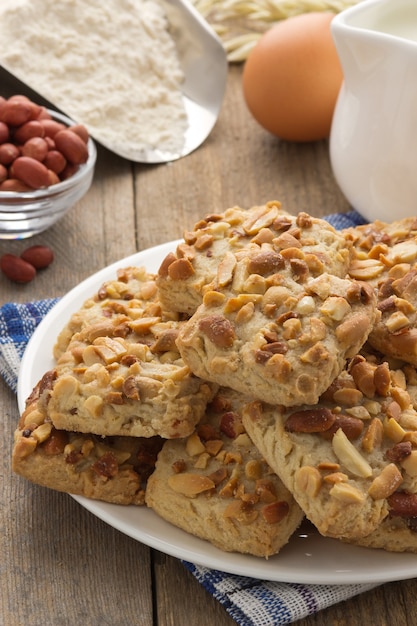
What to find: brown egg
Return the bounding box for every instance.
[242,12,343,142]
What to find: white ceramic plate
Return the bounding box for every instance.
[17,241,417,585]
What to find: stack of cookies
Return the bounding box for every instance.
[13,202,417,557]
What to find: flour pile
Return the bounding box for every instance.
[0,0,188,159]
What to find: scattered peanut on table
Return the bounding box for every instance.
[1,245,54,283]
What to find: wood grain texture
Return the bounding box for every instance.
[1,64,414,626]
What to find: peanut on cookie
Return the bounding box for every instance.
[242,351,417,545]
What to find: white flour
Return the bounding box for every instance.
[0,0,188,159]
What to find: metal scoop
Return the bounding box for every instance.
[146,0,228,163]
[108,0,228,162]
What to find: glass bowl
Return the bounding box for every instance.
[0,109,97,240]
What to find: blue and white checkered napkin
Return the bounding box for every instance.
[2,211,380,626]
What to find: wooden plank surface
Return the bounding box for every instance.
[1,64,414,626]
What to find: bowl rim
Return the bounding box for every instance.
[0,108,97,199]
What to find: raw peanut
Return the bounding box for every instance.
[54,128,88,164]
[0,121,9,143]
[8,95,43,119]
[39,118,66,138]
[0,178,31,192]
[21,137,49,162]
[43,149,67,174]
[70,123,89,143]
[0,253,36,283]
[0,142,20,165]
[0,96,90,190]
[21,245,54,269]
[47,169,60,186]
[44,136,55,150]
[60,162,79,180]
[13,120,45,143]
[0,164,7,183]
[8,94,30,102]
[12,156,50,189]
[0,99,32,126]
[35,106,52,120]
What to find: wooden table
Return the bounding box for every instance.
[1,64,415,626]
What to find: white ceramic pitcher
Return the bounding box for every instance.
[330,0,417,222]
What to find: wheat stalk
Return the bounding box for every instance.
[190,0,360,61]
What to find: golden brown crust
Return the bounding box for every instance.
[345,217,417,365]
[13,375,163,505]
[177,271,378,406]
[146,388,304,557]
[242,352,417,543]
[48,268,217,439]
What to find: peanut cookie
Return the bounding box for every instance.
[54,266,163,360]
[347,514,417,553]
[157,202,352,315]
[242,353,417,544]
[13,372,163,505]
[48,315,217,439]
[146,388,304,557]
[346,217,417,365]
[177,259,378,406]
